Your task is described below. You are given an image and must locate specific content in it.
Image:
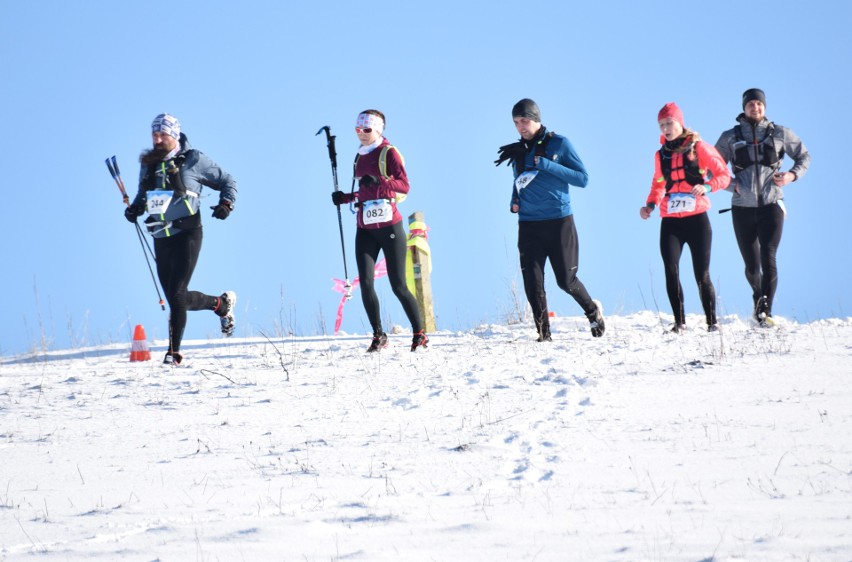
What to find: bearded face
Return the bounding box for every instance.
[141,132,179,165]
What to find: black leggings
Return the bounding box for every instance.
[659,213,716,327]
[518,215,596,335]
[355,223,423,334]
[154,228,218,353]
[731,204,784,312]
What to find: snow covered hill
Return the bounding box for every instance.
[2,312,851,561]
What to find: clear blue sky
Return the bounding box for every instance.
[2,0,849,355]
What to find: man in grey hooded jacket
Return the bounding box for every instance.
[125,113,238,364]
[715,88,810,327]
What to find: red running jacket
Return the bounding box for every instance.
[646,135,731,219]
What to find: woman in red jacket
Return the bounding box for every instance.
[640,103,731,332]
[331,110,427,352]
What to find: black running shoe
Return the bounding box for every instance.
[754,295,770,323]
[217,291,236,337]
[163,352,183,365]
[411,331,428,351]
[367,332,388,353]
[588,300,605,338]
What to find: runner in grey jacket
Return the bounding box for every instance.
[714,88,811,325]
[124,114,238,365]
[129,132,237,239]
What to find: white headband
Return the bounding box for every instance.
[356,113,384,134]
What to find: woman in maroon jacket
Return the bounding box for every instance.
[331,110,427,352]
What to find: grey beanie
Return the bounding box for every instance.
[512,98,541,122]
[742,88,766,109]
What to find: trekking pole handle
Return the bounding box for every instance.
[316,126,338,171]
[106,156,130,205]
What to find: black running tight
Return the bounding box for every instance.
[659,213,716,327]
[731,204,784,312]
[154,229,218,353]
[518,215,596,335]
[355,223,423,334]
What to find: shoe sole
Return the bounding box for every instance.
[221,316,235,337]
[220,292,237,336]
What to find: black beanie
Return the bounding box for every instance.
[512,98,541,123]
[742,88,766,109]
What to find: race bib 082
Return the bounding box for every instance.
[362,199,393,225]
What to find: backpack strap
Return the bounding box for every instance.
[380,145,408,203]
[732,122,783,173]
[659,140,703,192]
[379,145,404,179]
[534,131,555,156]
[353,146,408,205]
[513,131,555,176]
[769,122,785,163]
[355,145,402,180]
[142,153,189,195]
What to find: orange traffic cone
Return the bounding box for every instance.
[129,324,151,362]
[548,311,557,318]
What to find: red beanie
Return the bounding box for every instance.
[657,102,684,126]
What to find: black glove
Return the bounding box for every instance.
[359,175,380,187]
[210,200,233,220]
[124,204,144,223]
[494,141,527,167]
[331,191,344,206]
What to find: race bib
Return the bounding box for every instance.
[668,192,697,213]
[362,199,393,225]
[146,190,174,215]
[515,171,538,191]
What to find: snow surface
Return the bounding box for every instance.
[1,312,851,561]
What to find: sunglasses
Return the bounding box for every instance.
[355,127,373,134]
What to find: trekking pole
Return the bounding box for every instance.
[105,156,166,310]
[105,156,158,265]
[316,126,352,299]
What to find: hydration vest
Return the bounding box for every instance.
[140,153,200,236]
[378,145,401,180]
[514,131,555,176]
[141,154,188,196]
[659,141,704,192]
[731,123,784,173]
[351,145,408,206]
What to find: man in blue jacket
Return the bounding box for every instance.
[125,113,238,365]
[495,99,604,342]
